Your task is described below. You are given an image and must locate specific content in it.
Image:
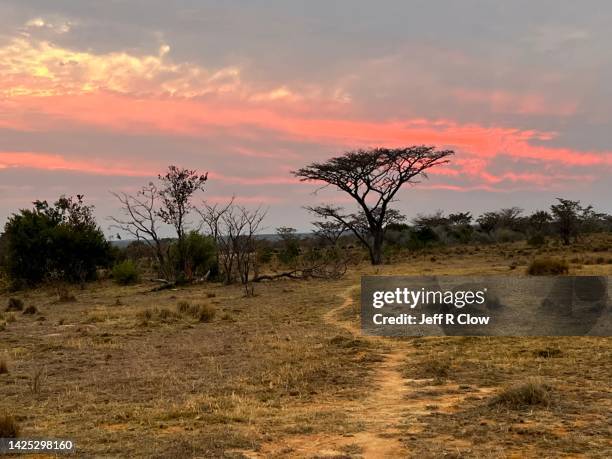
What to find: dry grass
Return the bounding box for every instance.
[0,413,19,438]
[6,297,23,311]
[22,304,38,315]
[527,257,570,275]
[490,379,553,408]
[0,233,609,457]
[176,301,216,322]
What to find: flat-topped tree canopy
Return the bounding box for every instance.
[293,146,454,264]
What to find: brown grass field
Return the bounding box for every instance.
[1,235,611,458]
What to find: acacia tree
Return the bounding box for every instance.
[550,198,595,245]
[293,146,454,264]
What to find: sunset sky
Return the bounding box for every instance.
[1,1,611,234]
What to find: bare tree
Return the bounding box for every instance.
[293,146,454,264]
[110,183,168,278]
[197,197,235,244]
[200,201,266,290]
[196,197,235,275]
[222,205,267,295]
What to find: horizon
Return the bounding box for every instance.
[1,1,611,234]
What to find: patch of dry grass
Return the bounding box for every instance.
[490,379,553,408]
[6,297,23,311]
[527,257,569,275]
[0,413,19,437]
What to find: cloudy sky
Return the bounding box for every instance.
[1,0,610,234]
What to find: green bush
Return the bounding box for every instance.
[170,231,216,281]
[112,260,140,285]
[1,195,110,285]
[527,257,569,275]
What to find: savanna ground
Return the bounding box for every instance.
[1,235,611,458]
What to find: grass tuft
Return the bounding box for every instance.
[0,413,19,437]
[527,257,569,275]
[196,304,216,322]
[533,348,562,358]
[490,379,553,409]
[176,301,215,322]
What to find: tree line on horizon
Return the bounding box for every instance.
[0,146,610,292]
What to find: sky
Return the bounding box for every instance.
[0,0,611,235]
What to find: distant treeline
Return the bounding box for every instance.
[0,158,610,291]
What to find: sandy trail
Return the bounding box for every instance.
[238,286,414,458]
[236,286,489,458]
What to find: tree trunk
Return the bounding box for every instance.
[369,230,384,265]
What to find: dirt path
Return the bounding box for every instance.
[238,286,414,458]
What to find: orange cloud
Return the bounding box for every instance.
[8,91,610,171]
[1,34,609,195]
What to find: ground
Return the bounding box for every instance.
[1,236,611,458]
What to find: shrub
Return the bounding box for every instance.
[492,228,523,243]
[527,257,569,275]
[527,233,546,247]
[407,226,439,250]
[1,195,111,285]
[169,231,216,281]
[490,379,552,408]
[22,305,37,315]
[0,413,19,437]
[6,298,23,311]
[0,358,8,374]
[112,260,140,285]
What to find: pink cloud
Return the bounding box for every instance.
[0,151,153,176]
[452,88,577,116]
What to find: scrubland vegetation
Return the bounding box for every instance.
[0,150,610,457]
